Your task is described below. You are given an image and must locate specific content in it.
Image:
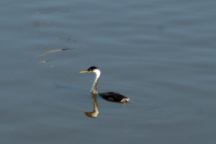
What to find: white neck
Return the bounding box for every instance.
[91,69,101,95]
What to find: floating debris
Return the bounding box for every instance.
[39,48,71,57]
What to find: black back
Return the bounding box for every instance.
[99,92,129,103]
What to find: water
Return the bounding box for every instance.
[0,0,216,143]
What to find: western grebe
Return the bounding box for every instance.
[80,66,130,104]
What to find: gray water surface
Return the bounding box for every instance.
[0,0,216,144]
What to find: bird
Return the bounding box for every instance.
[80,66,130,104]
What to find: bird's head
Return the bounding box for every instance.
[80,66,101,77]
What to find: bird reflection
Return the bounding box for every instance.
[84,93,100,118]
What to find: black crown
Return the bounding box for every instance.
[87,66,98,71]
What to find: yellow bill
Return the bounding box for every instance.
[80,70,89,73]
